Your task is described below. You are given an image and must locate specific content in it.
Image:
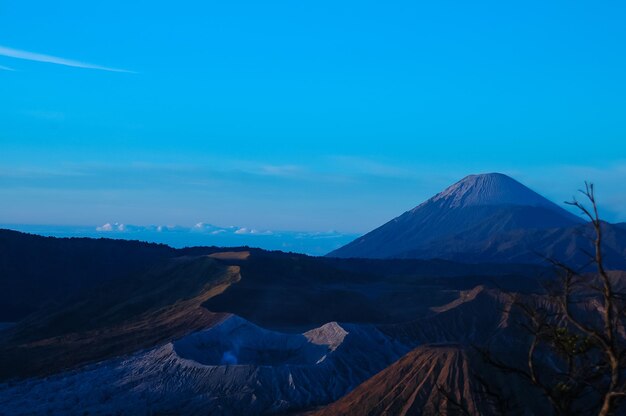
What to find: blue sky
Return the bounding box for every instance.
[1,1,625,233]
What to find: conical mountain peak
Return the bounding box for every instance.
[329,173,585,259]
[428,172,558,210]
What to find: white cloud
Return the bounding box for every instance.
[96,223,113,232]
[95,222,126,232]
[192,222,222,232]
[258,165,303,177]
[0,45,134,73]
[234,227,273,235]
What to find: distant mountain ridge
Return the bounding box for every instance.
[328,173,626,268]
[1,223,356,256]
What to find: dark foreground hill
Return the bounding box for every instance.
[0,230,545,381]
[0,229,176,320]
[0,228,546,324]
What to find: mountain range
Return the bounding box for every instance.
[0,173,624,415]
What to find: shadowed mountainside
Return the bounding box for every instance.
[0,255,240,380]
[203,252,546,331]
[397,221,626,267]
[0,229,177,321]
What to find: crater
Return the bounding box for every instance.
[173,316,336,366]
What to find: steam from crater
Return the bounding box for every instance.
[220,350,238,365]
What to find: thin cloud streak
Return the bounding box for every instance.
[0,45,134,73]
[0,64,15,71]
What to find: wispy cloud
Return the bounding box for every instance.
[0,45,134,73]
[23,110,66,121]
[0,64,15,71]
[257,164,304,177]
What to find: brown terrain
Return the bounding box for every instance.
[313,344,545,416]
